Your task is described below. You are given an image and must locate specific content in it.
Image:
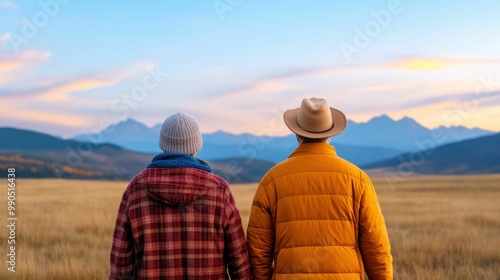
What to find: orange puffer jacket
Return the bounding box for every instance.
[247,142,392,280]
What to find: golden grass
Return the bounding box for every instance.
[376,175,500,280]
[0,175,499,279]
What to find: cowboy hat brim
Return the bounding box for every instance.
[283,107,347,138]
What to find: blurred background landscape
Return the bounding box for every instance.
[1,1,500,279]
[1,115,499,183]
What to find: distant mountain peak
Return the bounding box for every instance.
[105,118,151,132]
[397,116,422,127]
[115,118,146,127]
[399,116,413,122]
[367,114,395,124]
[365,115,425,129]
[211,129,230,135]
[373,114,393,120]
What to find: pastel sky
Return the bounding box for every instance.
[1,0,500,137]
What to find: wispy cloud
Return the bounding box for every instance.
[2,107,91,127]
[36,78,126,102]
[343,89,500,132]
[202,65,333,101]
[0,32,10,43]
[0,61,157,128]
[364,89,500,129]
[354,83,418,93]
[383,56,500,71]
[177,66,346,135]
[0,1,17,9]
[0,50,51,84]
[0,50,51,72]
[210,80,298,103]
[1,61,155,101]
[264,66,332,80]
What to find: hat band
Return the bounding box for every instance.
[298,122,335,133]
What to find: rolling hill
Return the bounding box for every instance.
[363,133,500,174]
[0,127,275,183]
[0,127,153,180]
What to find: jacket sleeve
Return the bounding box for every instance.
[109,188,135,280]
[223,185,253,280]
[247,182,275,280]
[358,175,393,280]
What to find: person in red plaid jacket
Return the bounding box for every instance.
[110,112,252,280]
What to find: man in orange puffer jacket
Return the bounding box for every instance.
[247,98,393,280]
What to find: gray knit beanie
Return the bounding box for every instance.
[159,112,202,155]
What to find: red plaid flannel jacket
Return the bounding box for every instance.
[110,168,252,279]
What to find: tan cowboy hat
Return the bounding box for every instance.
[283,97,347,138]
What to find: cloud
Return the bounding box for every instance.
[0,50,51,84]
[389,89,500,118]
[343,89,500,132]
[36,78,124,102]
[264,66,332,80]
[0,50,51,72]
[1,61,155,102]
[0,0,17,9]
[202,65,333,101]
[212,81,298,102]
[0,32,10,43]
[35,69,145,102]
[196,63,390,106]
[0,61,159,129]
[354,83,418,93]
[178,66,343,136]
[384,56,500,71]
[1,107,91,127]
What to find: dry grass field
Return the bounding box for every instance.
[0,175,499,279]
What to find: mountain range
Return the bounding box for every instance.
[364,132,500,174]
[73,115,493,166]
[0,127,273,183]
[334,115,491,150]
[0,116,500,183]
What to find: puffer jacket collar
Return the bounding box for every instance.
[288,142,338,158]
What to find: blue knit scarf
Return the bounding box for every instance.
[147,152,212,173]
